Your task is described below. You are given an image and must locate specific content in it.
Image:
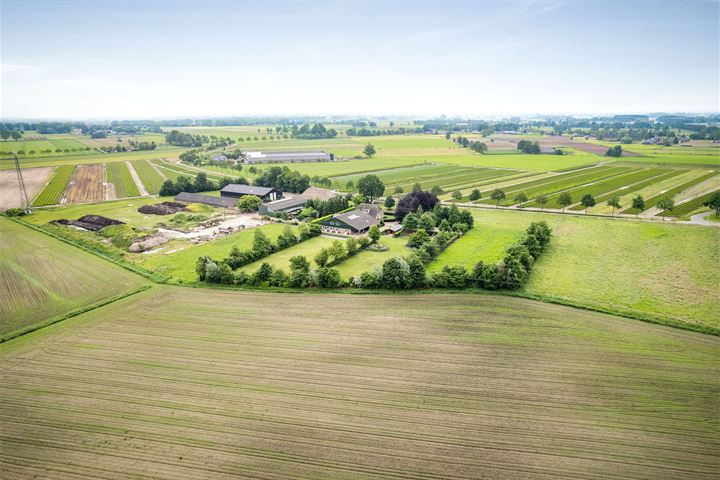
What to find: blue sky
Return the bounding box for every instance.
[1,0,718,119]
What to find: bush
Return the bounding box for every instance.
[316,267,342,288]
[4,208,27,217]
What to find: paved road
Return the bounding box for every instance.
[688,210,718,226]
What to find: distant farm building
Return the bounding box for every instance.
[220,184,281,202]
[211,154,228,162]
[301,186,340,201]
[320,208,381,235]
[259,195,307,216]
[244,151,334,164]
[175,192,237,208]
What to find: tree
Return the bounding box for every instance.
[394,186,404,195]
[317,267,341,288]
[431,185,444,196]
[395,190,438,222]
[557,192,572,212]
[536,194,548,210]
[407,229,430,248]
[368,225,381,243]
[703,191,720,217]
[363,143,376,158]
[607,195,621,216]
[402,212,420,229]
[631,195,645,216]
[606,145,622,157]
[490,189,506,207]
[380,257,410,289]
[656,196,674,220]
[314,249,329,267]
[0,129,9,141]
[237,195,262,212]
[384,196,396,209]
[357,174,385,201]
[252,229,273,256]
[452,190,462,201]
[289,255,310,274]
[580,194,596,214]
[469,189,481,201]
[513,192,528,206]
[412,182,422,192]
[328,240,347,263]
[10,130,22,141]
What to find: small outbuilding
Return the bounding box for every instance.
[211,154,228,162]
[220,184,282,202]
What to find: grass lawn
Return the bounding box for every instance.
[458,209,719,330]
[1,285,717,479]
[426,221,523,273]
[238,234,337,274]
[334,236,411,279]
[0,217,148,340]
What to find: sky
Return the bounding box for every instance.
[1,0,718,120]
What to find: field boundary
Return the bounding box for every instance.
[9,217,166,282]
[0,284,152,343]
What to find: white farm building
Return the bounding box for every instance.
[244,151,334,164]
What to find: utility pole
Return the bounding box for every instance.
[13,154,31,214]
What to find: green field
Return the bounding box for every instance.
[334,236,411,279]
[621,171,719,214]
[657,190,720,218]
[0,146,187,170]
[1,285,717,479]
[450,209,719,330]
[238,234,335,274]
[131,160,165,194]
[0,218,147,340]
[107,161,140,198]
[31,165,74,206]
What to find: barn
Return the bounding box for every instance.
[259,196,307,216]
[220,184,282,202]
[244,151,334,164]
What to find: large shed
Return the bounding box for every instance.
[175,192,237,208]
[259,196,307,216]
[220,184,282,202]
[244,151,334,164]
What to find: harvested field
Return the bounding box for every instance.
[0,286,717,479]
[65,164,105,204]
[0,166,53,210]
[0,217,147,340]
[493,135,641,157]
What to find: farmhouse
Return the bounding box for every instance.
[175,192,237,208]
[302,186,340,201]
[220,184,281,202]
[244,151,334,164]
[259,195,307,216]
[320,209,380,235]
[357,202,384,220]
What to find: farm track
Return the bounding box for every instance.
[1,287,717,479]
[126,161,149,196]
[65,164,104,204]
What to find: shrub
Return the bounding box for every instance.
[237,195,262,212]
[317,267,342,288]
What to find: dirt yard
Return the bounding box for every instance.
[65,164,105,204]
[0,166,53,210]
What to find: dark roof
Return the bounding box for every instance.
[331,210,379,231]
[357,203,382,218]
[175,192,236,208]
[262,195,306,211]
[221,184,277,196]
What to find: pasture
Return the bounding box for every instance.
[453,209,720,330]
[0,217,147,340]
[0,286,717,479]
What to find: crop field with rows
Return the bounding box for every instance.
[107,161,140,198]
[0,286,717,479]
[0,218,147,340]
[657,189,720,218]
[621,171,719,214]
[31,165,75,206]
[131,160,165,194]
